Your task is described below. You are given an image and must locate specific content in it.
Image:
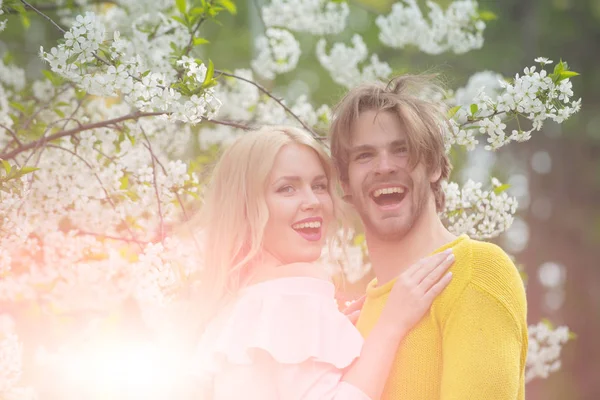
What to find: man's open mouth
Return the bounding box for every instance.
[370,186,407,207]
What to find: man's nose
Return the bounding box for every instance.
[374,152,397,175]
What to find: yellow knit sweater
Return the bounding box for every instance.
[355,235,528,400]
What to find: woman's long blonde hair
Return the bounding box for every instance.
[188,125,341,325]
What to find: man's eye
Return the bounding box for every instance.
[313,183,328,192]
[355,153,371,160]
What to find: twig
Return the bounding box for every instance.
[47,144,144,250]
[215,70,318,137]
[75,230,151,245]
[0,111,165,160]
[0,124,23,148]
[20,0,66,33]
[208,118,253,130]
[140,128,165,243]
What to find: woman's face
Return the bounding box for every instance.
[262,143,334,266]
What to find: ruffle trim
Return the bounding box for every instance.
[195,278,364,373]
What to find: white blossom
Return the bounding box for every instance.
[526,322,571,383]
[0,0,7,32]
[441,178,518,239]
[376,0,485,55]
[262,0,349,35]
[316,35,392,88]
[251,28,301,80]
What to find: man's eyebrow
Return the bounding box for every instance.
[349,144,374,154]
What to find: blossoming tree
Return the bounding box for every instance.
[0,0,580,398]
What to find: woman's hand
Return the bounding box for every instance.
[342,295,366,325]
[381,249,455,337]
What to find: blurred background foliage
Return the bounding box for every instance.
[1,0,598,398]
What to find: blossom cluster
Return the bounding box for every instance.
[446,58,581,151]
[0,0,6,32]
[40,12,221,124]
[376,0,485,55]
[316,34,392,89]
[321,229,372,284]
[262,0,349,35]
[526,322,571,383]
[441,178,518,239]
[251,28,301,80]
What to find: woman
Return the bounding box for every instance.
[190,126,454,399]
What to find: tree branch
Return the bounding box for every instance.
[208,118,253,130]
[215,70,319,138]
[0,111,165,160]
[46,144,144,250]
[0,124,23,148]
[20,0,66,34]
[75,230,150,245]
[140,128,165,243]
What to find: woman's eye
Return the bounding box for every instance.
[395,146,408,154]
[277,185,294,193]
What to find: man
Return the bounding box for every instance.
[329,75,528,399]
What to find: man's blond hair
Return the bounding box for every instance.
[329,75,452,211]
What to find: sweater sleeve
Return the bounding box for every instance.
[439,283,525,400]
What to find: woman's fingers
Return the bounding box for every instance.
[417,252,455,292]
[423,271,453,303]
[343,295,366,315]
[409,249,453,284]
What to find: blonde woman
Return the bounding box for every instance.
[190,126,454,399]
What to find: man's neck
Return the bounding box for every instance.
[366,205,457,286]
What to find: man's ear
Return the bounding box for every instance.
[341,181,353,204]
[429,165,442,184]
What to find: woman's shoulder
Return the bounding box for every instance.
[249,262,332,284]
[194,267,363,374]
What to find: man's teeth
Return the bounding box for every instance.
[372,187,405,198]
[292,221,321,229]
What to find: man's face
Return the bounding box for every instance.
[344,110,437,241]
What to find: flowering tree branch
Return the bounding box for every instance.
[216,69,319,138]
[0,111,165,160]
[19,0,66,33]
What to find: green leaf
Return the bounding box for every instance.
[218,0,237,15]
[16,166,39,176]
[447,105,462,119]
[470,103,479,115]
[20,13,31,29]
[171,15,188,27]
[203,59,214,88]
[445,209,463,218]
[176,0,186,14]
[190,7,206,16]
[54,108,65,118]
[493,183,511,194]
[193,37,210,46]
[553,61,565,76]
[478,10,497,21]
[558,71,580,80]
[541,318,554,329]
[9,101,26,113]
[1,160,12,175]
[66,53,80,65]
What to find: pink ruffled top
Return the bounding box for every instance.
[192,277,369,399]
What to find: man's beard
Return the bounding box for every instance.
[360,183,430,242]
